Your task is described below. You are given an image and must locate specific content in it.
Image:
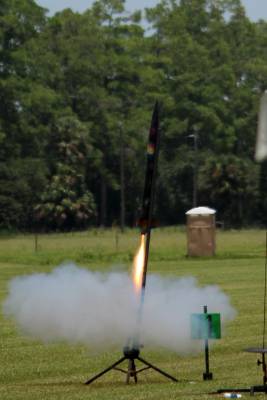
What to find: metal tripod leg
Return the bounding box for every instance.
[85,356,126,385]
[137,356,178,382]
[85,354,178,385]
[126,359,137,384]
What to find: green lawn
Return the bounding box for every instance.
[0,228,267,399]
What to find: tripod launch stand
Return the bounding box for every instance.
[85,346,178,384]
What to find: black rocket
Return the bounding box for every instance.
[138,101,160,235]
[137,101,160,293]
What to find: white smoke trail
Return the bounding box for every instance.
[3,264,236,353]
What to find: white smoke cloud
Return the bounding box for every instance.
[3,264,236,353]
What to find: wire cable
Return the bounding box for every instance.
[262,232,267,349]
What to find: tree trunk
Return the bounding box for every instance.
[120,133,125,232]
[100,177,107,227]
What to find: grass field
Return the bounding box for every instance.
[1,228,267,399]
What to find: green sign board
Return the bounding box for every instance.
[191,313,221,340]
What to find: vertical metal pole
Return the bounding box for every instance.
[261,232,267,386]
[263,353,267,386]
[203,305,213,380]
[34,233,38,252]
[142,230,151,291]
[115,229,119,252]
[204,305,210,375]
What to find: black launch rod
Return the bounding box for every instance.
[141,230,151,291]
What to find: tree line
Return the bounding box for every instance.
[1,0,267,231]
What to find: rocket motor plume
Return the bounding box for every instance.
[133,234,146,293]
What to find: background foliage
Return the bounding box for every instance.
[1,0,266,230]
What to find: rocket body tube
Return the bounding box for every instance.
[137,102,160,236]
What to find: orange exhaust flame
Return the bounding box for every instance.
[133,234,146,292]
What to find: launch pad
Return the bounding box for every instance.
[85,346,178,384]
[86,103,178,385]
